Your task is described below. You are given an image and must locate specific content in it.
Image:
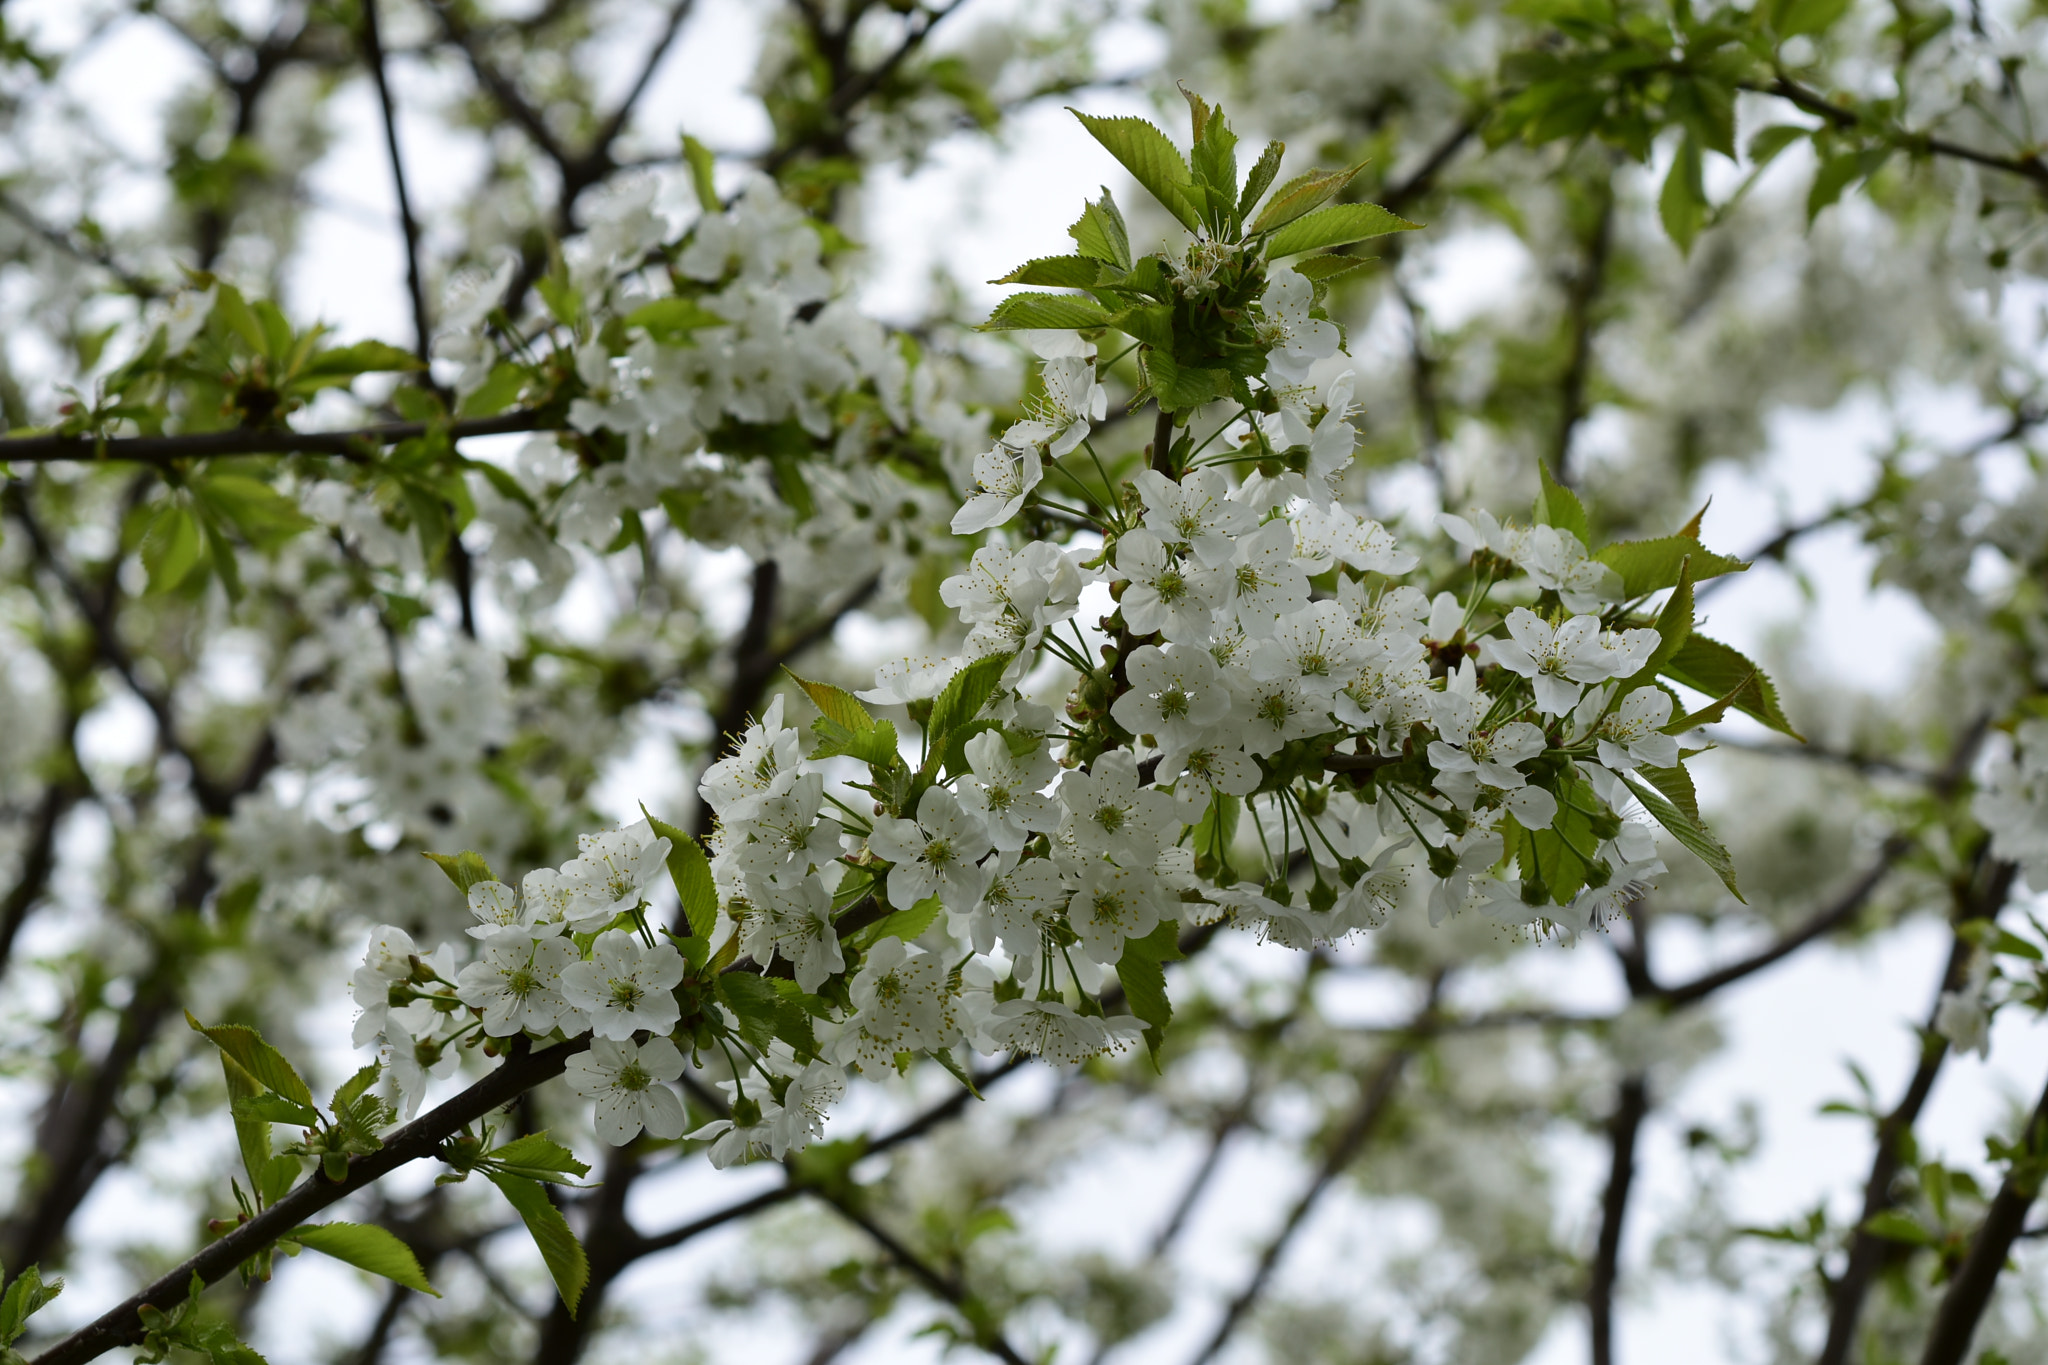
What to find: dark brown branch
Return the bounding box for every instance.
[0,192,161,299]
[1743,75,2048,194]
[0,409,547,465]
[359,0,433,366]
[1650,836,1910,1009]
[807,1187,1030,1365]
[529,1147,640,1365]
[1186,973,1446,1365]
[1588,1074,1649,1365]
[1817,891,1999,1365]
[31,1034,591,1365]
[1916,1062,2048,1365]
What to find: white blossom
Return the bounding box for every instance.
[566,1037,688,1145]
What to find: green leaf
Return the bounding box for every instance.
[1661,634,1803,740]
[715,972,785,1053]
[1248,162,1365,234]
[331,1063,381,1114]
[810,716,899,768]
[850,894,942,950]
[1236,140,1285,223]
[489,1133,593,1184]
[624,296,726,344]
[787,670,875,732]
[187,1014,314,1108]
[299,340,422,378]
[1067,188,1132,272]
[1659,133,1707,254]
[991,256,1106,288]
[1114,919,1183,1064]
[1808,148,1886,222]
[259,1154,300,1208]
[1068,111,1201,232]
[194,474,313,552]
[1747,124,1810,167]
[285,1223,439,1297]
[925,654,1010,750]
[422,850,497,895]
[141,502,206,595]
[1774,0,1853,38]
[1531,459,1590,546]
[1621,772,1744,902]
[487,1173,587,1316]
[1859,1208,1935,1246]
[458,362,528,418]
[233,1092,322,1127]
[1989,928,2044,962]
[0,1265,63,1346]
[981,292,1114,332]
[1145,350,1227,412]
[642,808,718,940]
[212,283,268,355]
[682,134,719,212]
[1291,254,1373,285]
[1108,303,1174,350]
[1596,536,1747,597]
[1632,556,1695,684]
[1263,202,1419,258]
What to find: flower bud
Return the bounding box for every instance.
[1427,843,1461,879]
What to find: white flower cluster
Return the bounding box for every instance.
[1974,719,2048,890]
[347,254,1693,1172]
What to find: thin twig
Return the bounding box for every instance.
[359,0,433,366]
[0,408,547,465]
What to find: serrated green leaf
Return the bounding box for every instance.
[285,1223,439,1297]
[991,256,1105,288]
[332,1063,381,1115]
[1145,350,1227,412]
[809,716,899,768]
[1068,188,1131,271]
[1532,459,1590,546]
[1624,556,1695,688]
[233,1092,321,1127]
[1108,303,1173,349]
[1114,919,1183,1065]
[1597,536,1747,597]
[1248,162,1364,234]
[1263,202,1418,258]
[787,670,873,732]
[715,972,784,1052]
[1622,772,1744,902]
[981,292,1114,332]
[458,362,527,418]
[1,1264,63,1345]
[851,894,942,950]
[490,1133,593,1183]
[187,1014,314,1108]
[212,283,268,355]
[642,808,718,940]
[488,1173,587,1316]
[1069,111,1201,231]
[926,654,1010,751]
[422,850,497,895]
[1236,140,1284,222]
[1291,254,1372,285]
[1661,634,1802,740]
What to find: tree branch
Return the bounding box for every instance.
[1588,1074,1649,1365]
[1551,172,1614,489]
[0,409,547,465]
[1186,973,1447,1365]
[1916,1061,2048,1365]
[359,0,434,366]
[1818,874,2005,1365]
[1650,836,1910,1009]
[31,1034,591,1365]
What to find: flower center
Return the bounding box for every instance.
[924,837,955,868]
[1256,693,1294,727]
[1159,687,1190,720]
[506,969,537,999]
[615,1062,650,1092]
[1236,565,1263,595]
[609,979,645,1010]
[1155,569,1186,603]
[1092,804,1125,834]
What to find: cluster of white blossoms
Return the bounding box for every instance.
[1974,719,2048,891]
[349,259,1701,1168]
